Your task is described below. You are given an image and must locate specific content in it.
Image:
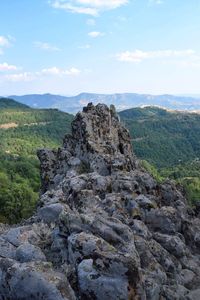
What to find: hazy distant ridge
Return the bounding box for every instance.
[9,92,200,113]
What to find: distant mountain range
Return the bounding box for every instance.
[9,93,200,114]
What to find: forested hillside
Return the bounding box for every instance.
[120,106,200,205]
[0,98,73,223]
[0,97,29,109]
[120,106,200,167]
[1,101,200,223]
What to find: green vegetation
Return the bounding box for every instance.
[120,106,200,206]
[0,97,29,109]
[1,101,200,223]
[120,106,200,168]
[0,154,39,223]
[140,160,164,183]
[0,98,73,223]
[160,160,200,206]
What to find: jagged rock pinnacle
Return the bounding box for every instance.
[63,102,136,174]
[0,103,200,300]
[38,103,136,192]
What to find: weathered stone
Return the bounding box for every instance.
[180,255,200,276]
[186,289,200,300]
[39,189,66,207]
[146,206,181,234]
[4,226,38,247]
[148,239,178,273]
[89,172,111,193]
[0,237,16,259]
[143,276,161,300]
[50,227,68,265]
[68,232,118,265]
[160,182,187,207]
[77,259,129,300]
[131,220,151,239]
[135,194,156,210]
[153,232,186,258]
[37,149,58,193]
[0,103,200,299]
[38,203,65,223]
[183,218,200,251]
[62,175,87,195]
[134,236,156,269]
[16,243,46,262]
[0,259,76,300]
[178,269,195,289]
[162,284,189,299]
[126,198,141,219]
[63,103,136,175]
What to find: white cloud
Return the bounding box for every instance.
[0,36,11,47]
[41,67,61,75]
[116,49,196,63]
[34,41,61,51]
[5,66,81,82]
[50,0,128,16]
[88,31,104,38]
[65,67,81,75]
[0,36,12,55]
[5,72,34,82]
[51,1,98,16]
[0,62,18,72]
[41,66,81,76]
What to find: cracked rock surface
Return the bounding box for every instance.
[0,103,200,299]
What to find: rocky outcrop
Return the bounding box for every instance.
[0,103,200,299]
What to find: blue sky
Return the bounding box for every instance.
[0,0,200,95]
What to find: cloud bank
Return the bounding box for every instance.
[0,62,18,72]
[50,0,128,16]
[4,67,81,82]
[116,49,196,63]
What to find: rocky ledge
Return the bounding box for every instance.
[0,103,200,300]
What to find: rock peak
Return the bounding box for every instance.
[63,102,136,175]
[1,103,200,300]
[38,103,137,193]
[37,103,137,193]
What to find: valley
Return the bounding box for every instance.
[0,98,200,223]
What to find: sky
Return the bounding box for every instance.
[1,0,200,96]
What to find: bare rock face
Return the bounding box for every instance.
[0,103,200,300]
[37,103,136,192]
[64,103,136,174]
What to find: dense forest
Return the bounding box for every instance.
[0,100,200,223]
[119,106,200,167]
[119,106,200,206]
[0,98,73,223]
